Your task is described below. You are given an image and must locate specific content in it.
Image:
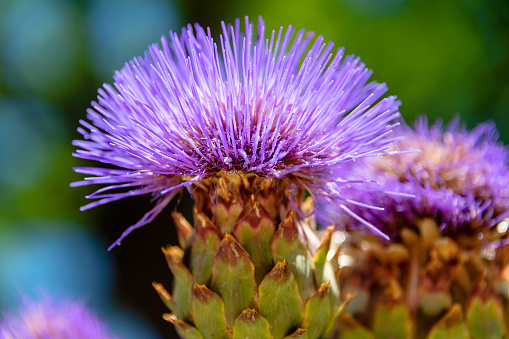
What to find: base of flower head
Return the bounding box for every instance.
[153,172,347,339]
[333,218,509,338]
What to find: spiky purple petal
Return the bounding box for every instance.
[320,116,509,239]
[73,17,401,247]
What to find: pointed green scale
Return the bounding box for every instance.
[252,175,279,219]
[302,282,331,339]
[211,234,257,328]
[467,296,506,339]
[284,329,308,338]
[373,303,411,339]
[172,211,193,249]
[191,283,231,339]
[233,196,276,283]
[162,246,193,321]
[211,174,245,235]
[164,314,204,339]
[153,282,174,311]
[339,314,374,339]
[313,228,340,309]
[324,296,352,337]
[271,211,315,302]
[258,261,304,339]
[313,227,333,285]
[191,209,221,285]
[427,304,469,339]
[232,309,272,339]
[321,261,340,309]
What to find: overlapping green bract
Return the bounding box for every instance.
[154,174,345,339]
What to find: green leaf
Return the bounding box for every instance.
[164,314,204,339]
[373,303,411,339]
[233,196,276,283]
[427,304,469,339]
[271,211,315,302]
[211,234,257,328]
[162,246,193,321]
[191,209,221,285]
[302,282,331,339]
[191,283,231,339]
[259,261,304,339]
[467,296,506,339]
[232,309,272,339]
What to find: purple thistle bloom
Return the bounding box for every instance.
[0,297,116,339]
[321,116,509,239]
[72,17,401,249]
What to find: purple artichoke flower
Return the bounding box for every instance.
[0,297,115,339]
[72,16,401,249]
[321,116,509,239]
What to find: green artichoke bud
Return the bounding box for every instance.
[154,172,343,339]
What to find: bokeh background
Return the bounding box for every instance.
[1,0,508,338]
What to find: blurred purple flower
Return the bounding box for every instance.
[0,296,116,339]
[72,16,401,249]
[321,116,509,238]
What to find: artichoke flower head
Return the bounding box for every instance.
[73,16,401,339]
[323,117,509,339]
